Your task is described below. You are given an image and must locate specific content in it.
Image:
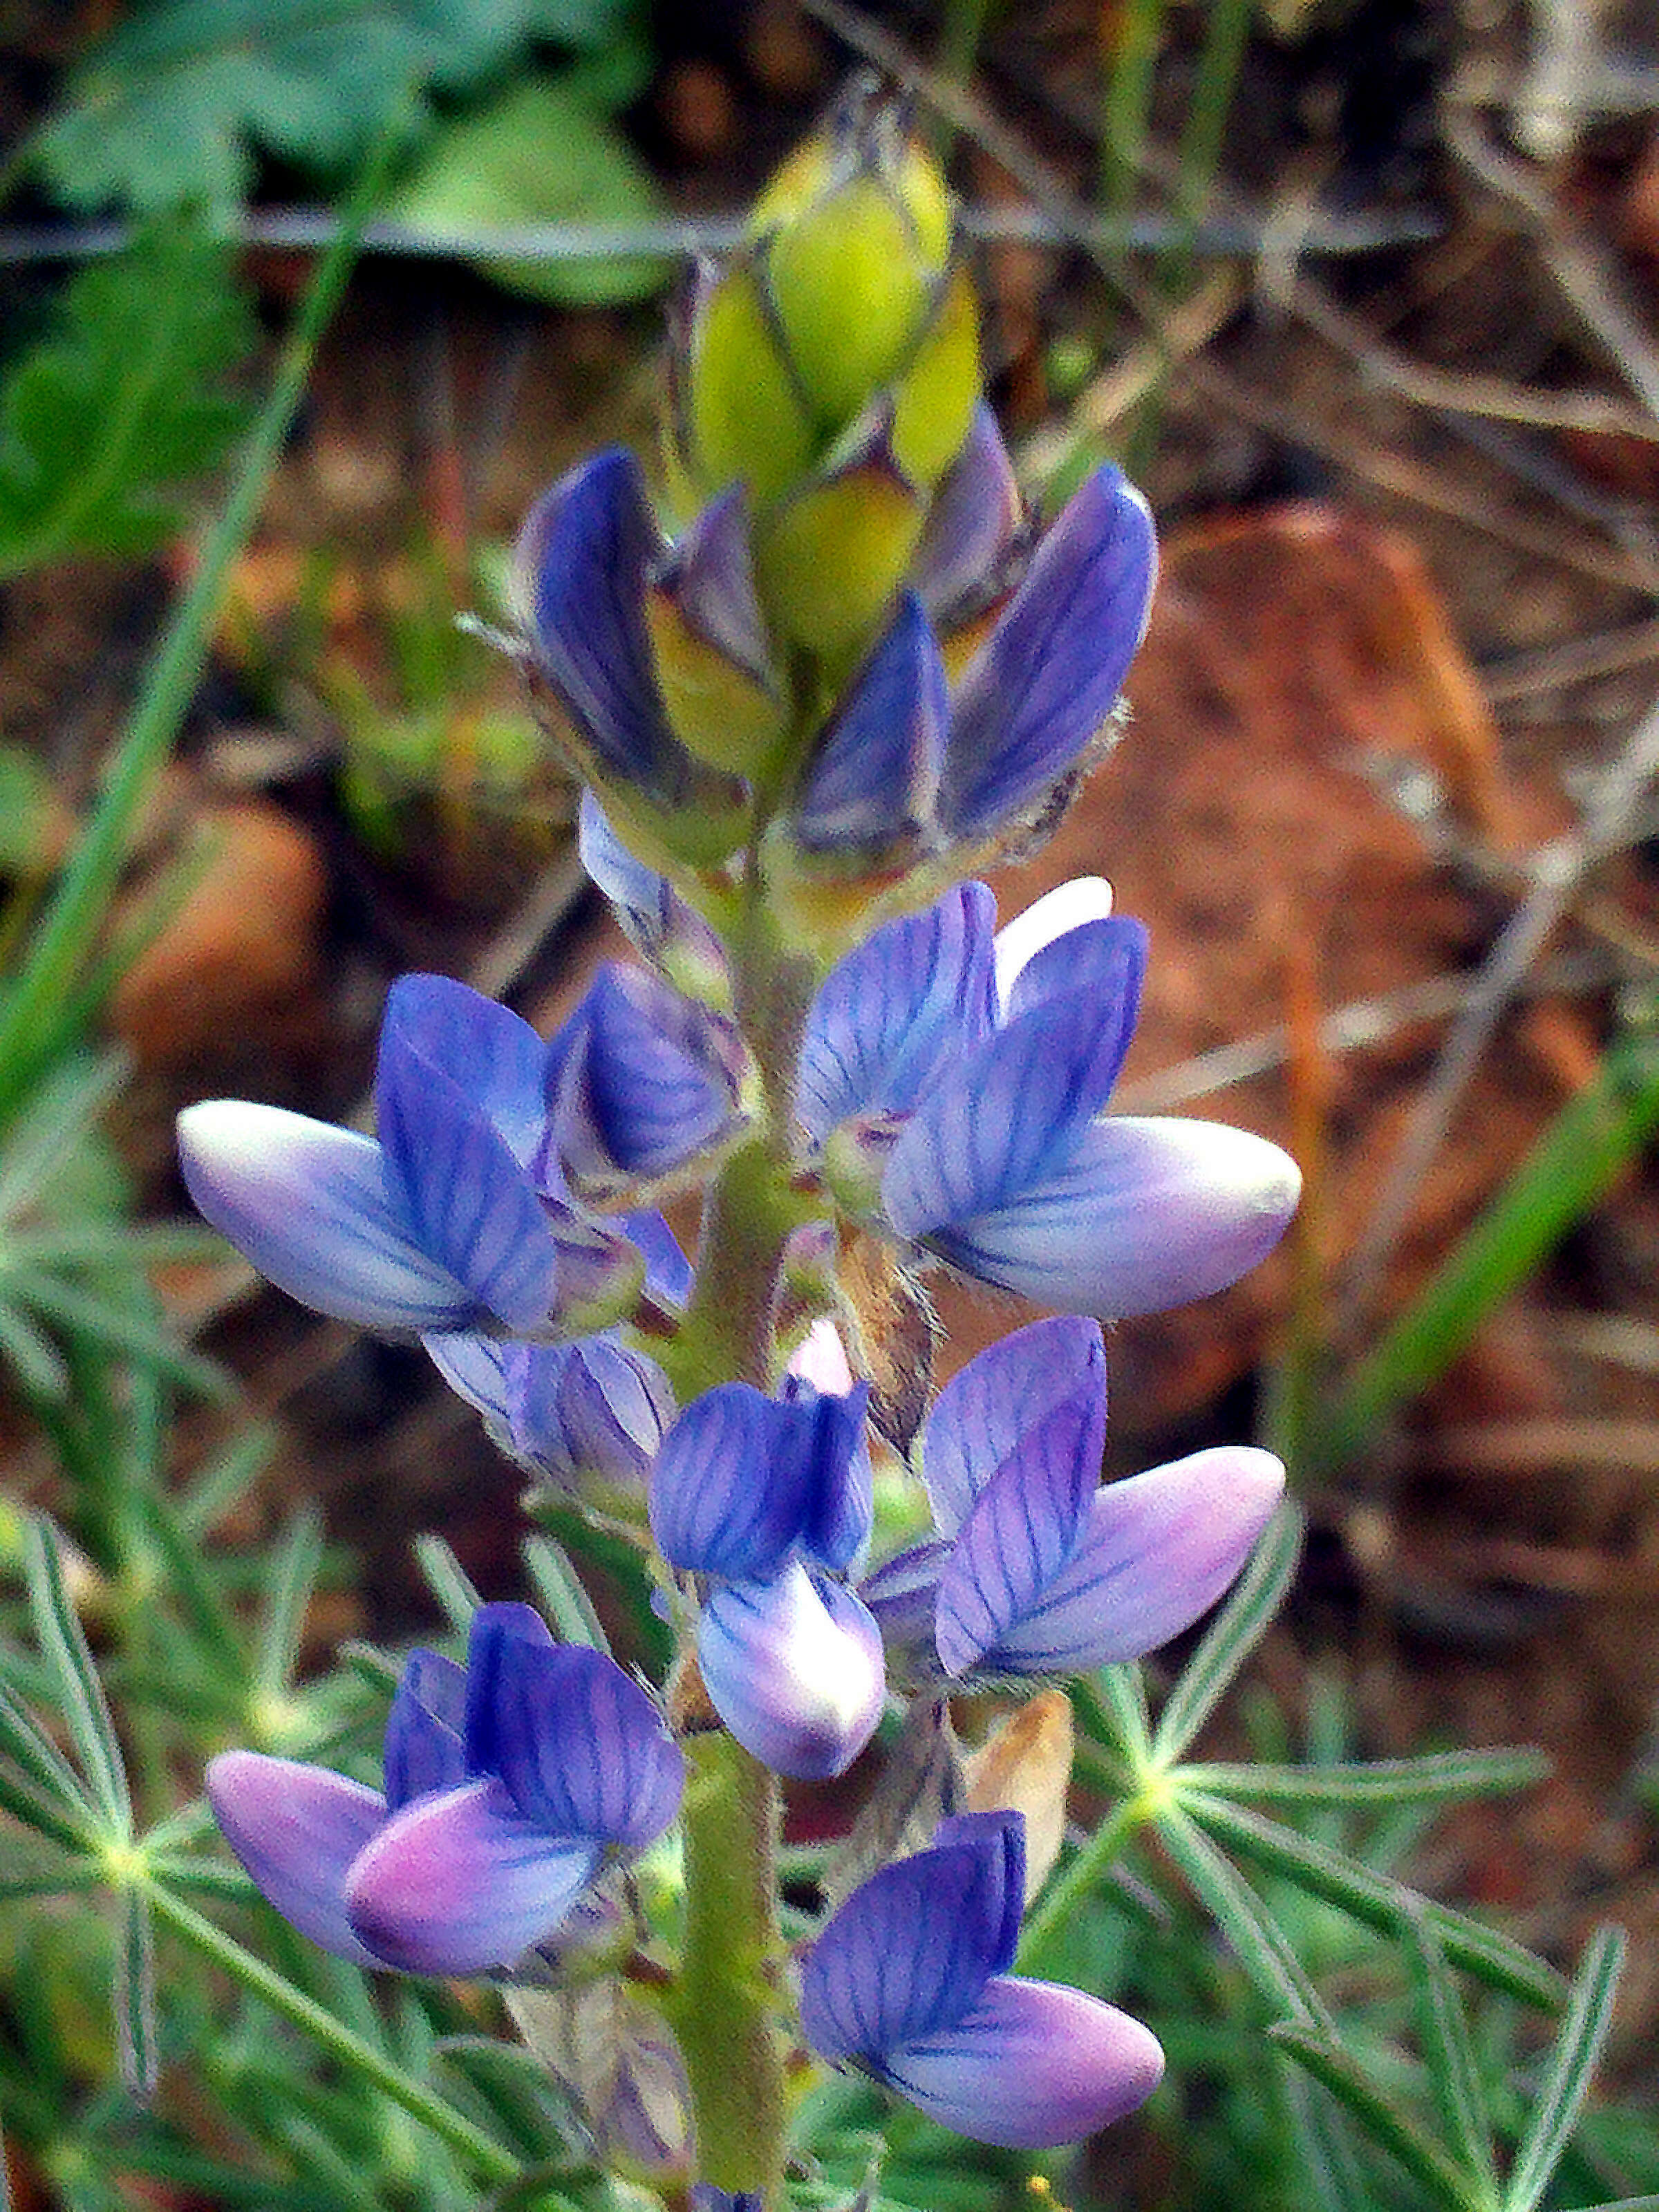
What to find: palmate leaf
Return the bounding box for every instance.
[35,0,635,214]
[0,226,254,581]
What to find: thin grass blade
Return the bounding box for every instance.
[254,1508,324,1703]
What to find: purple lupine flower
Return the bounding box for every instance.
[784,460,1154,861]
[427,1331,675,1501]
[541,963,749,1203]
[207,1603,683,1978]
[179,975,644,1337]
[649,1371,884,1778]
[514,449,747,828]
[803,879,1302,1319]
[910,402,1024,632]
[862,1316,1285,1683]
[799,1810,1163,2148]
[935,462,1156,842]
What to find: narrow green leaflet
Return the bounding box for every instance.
[34,0,634,213]
[254,1509,326,1706]
[24,1517,130,1838]
[0,227,254,580]
[1179,1747,1549,1808]
[1154,1803,1324,2027]
[115,1884,158,2101]
[1152,1497,1304,1764]
[522,1535,610,1653]
[1270,2025,1481,2212]
[1505,1927,1626,2212]
[414,1535,482,1633]
[1186,1791,1567,2012]
[0,1681,102,1853]
[1398,1895,1499,2200]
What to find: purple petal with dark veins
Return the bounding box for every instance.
[909,1115,1302,1320]
[880,986,1150,1246]
[793,592,947,852]
[798,881,997,1143]
[921,1315,1105,1539]
[514,449,688,796]
[938,465,1156,841]
[377,975,548,1168]
[984,1446,1286,1672]
[933,1389,1104,1677]
[471,1636,683,1848]
[798,1810,1024,2059]
[649,1384,806,1579]
[178,1103,480,1332]
[383,1650,468,1809]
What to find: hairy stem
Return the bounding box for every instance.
[669,1732,789,2200]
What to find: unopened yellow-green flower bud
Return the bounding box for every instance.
[673,84,980,518]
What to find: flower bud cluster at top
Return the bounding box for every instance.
[183,81,1305,2195]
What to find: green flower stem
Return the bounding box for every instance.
[0,133,395,1125]
[1016,1790,1157,1976]
[144,1881,520,2186]
[667,1731,789,2202]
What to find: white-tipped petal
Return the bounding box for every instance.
[179,1102,478,1331]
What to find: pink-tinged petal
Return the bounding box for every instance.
[178,1102,478,1331]
[345,1777,599,1976]
[882,1976,1163,2148]
[933,1389,1103,1678]
[798,882,996,1143]
[794,592,947,852]
[913,1115,1302,1319]
[939,464,1157,841]
[986,1447,1286,1672]
[921,1316,1105,1538]
[471,1636,684,1850]
[206,1751,385,1967]
[991,877,1113,1011]
[798,1812,1024,2059]
[698,1564,885,1780]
